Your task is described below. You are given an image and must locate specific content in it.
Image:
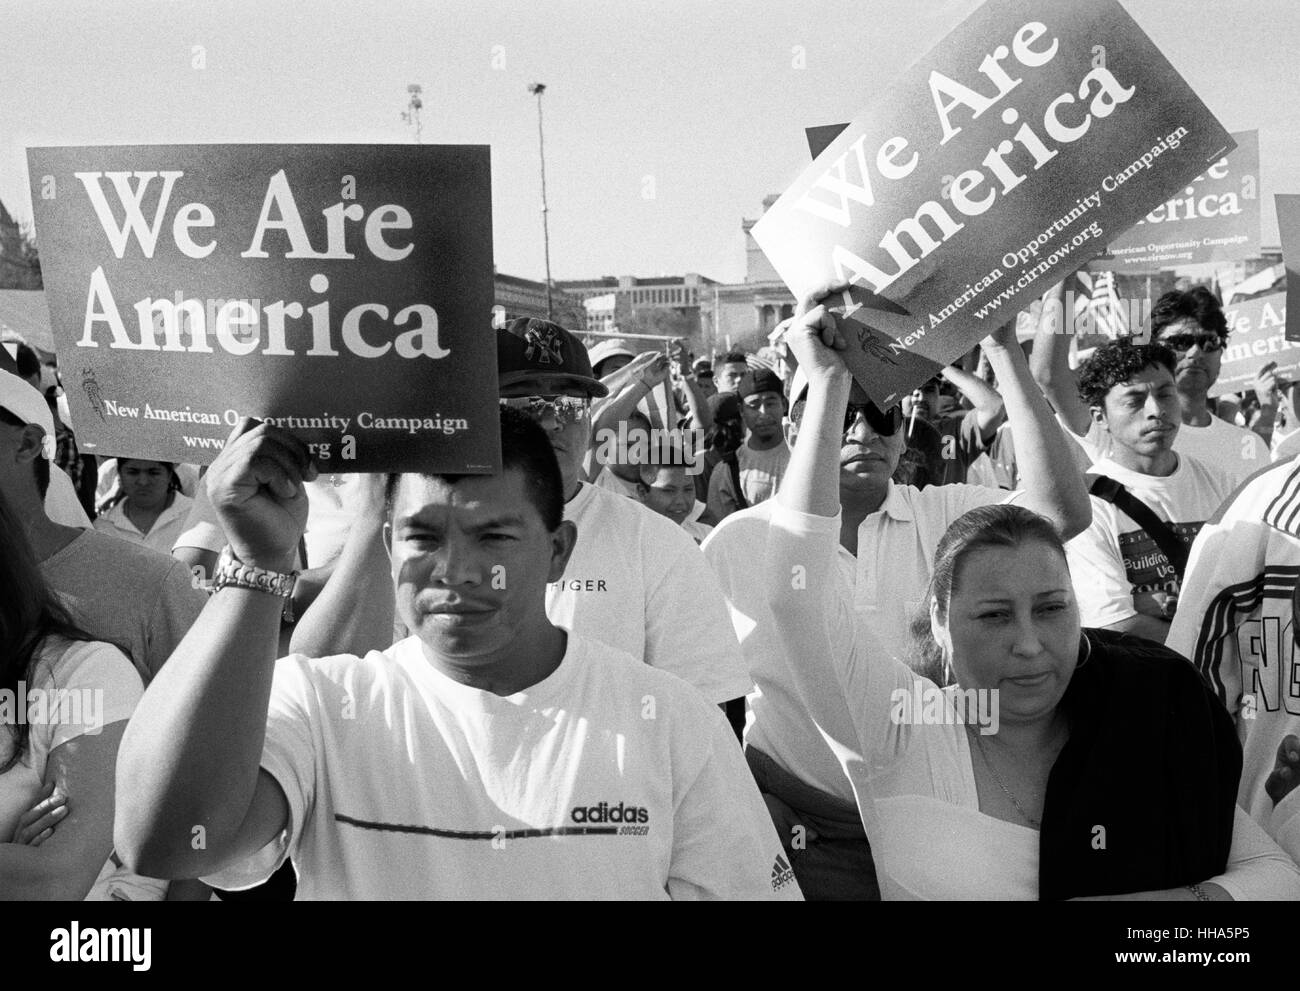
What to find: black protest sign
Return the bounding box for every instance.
[755,0,1234,406]
[1107,130,1260,272]
[28,144,499,473]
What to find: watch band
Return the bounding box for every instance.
[213,545,298,599]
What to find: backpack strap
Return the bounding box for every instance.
[725,452,749,511]
[1089,475,1189,580]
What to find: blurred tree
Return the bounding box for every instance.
[0,199,41,290]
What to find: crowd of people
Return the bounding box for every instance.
[4,274,1300,901]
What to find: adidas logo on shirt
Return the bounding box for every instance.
[771,853,797,891]
[570,802,649,824]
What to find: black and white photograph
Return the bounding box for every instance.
[0,0,1296,973]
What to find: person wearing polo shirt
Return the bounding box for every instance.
[497,319,753,728]
[702,305,1090,899]
[706,368,791,523]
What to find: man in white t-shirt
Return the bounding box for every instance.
[1031,282,1268,487]
[496,319,752,729]
[1145,287,1269,485]
[114,409,797,900]
[1065,340,1235,643]
[703,309,1092,899]
[706,368,790,523]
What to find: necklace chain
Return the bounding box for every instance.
[967,726,1040,828]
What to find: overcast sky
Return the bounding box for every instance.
[1,0,1295,284]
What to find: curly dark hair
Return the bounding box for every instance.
[1077,340,1176,409]
[1148,286,1228,343]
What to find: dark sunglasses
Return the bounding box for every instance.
[499,395,591,425]
[844,401,903,437]
[1158,331,1224,354]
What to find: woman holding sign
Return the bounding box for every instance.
[94,459,194,555]
[766,287,1300,900]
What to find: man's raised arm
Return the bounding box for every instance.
[114,422,315,879]
[1027,280,1092,437]
[983,320,1091,540]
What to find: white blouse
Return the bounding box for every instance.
[94,492,194,556]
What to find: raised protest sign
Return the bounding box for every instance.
[1213,292,1293,397]
[1278,194,1300,343]
[1106,130,1259,271]
[28,144,498,473]
[755,0,1234,405]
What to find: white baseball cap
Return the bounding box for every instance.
[587,338,638,370]
[0,370,56,460]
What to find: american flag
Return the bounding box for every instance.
[1073,269,1129,340]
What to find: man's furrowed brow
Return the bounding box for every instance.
[467,514,529,532]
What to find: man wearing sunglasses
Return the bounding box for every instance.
[497,319,752,726]
[1145,287,1270,487]
[1034,283,1269,489]
[702,300,1090,899]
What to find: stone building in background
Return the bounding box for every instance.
[700,195,797,356]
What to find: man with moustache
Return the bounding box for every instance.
[1064,340,1235,644]
[702,304,1090,899]
[114,409,799,900]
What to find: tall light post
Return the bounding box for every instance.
[401,83,424,143]
[528,82,553,320]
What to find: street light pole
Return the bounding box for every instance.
[400,83,424,143]
[528,82,553,320]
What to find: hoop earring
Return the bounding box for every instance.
[1077,632,1093,668]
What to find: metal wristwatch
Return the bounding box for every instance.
[213,545,299,600]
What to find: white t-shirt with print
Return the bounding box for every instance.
[1167,458,1300,864]
[548,482,752,704]
[203,634,800,900]
[1066,454,1235,627]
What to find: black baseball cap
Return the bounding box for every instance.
[739,368,784,399]
[497,318,609,398]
